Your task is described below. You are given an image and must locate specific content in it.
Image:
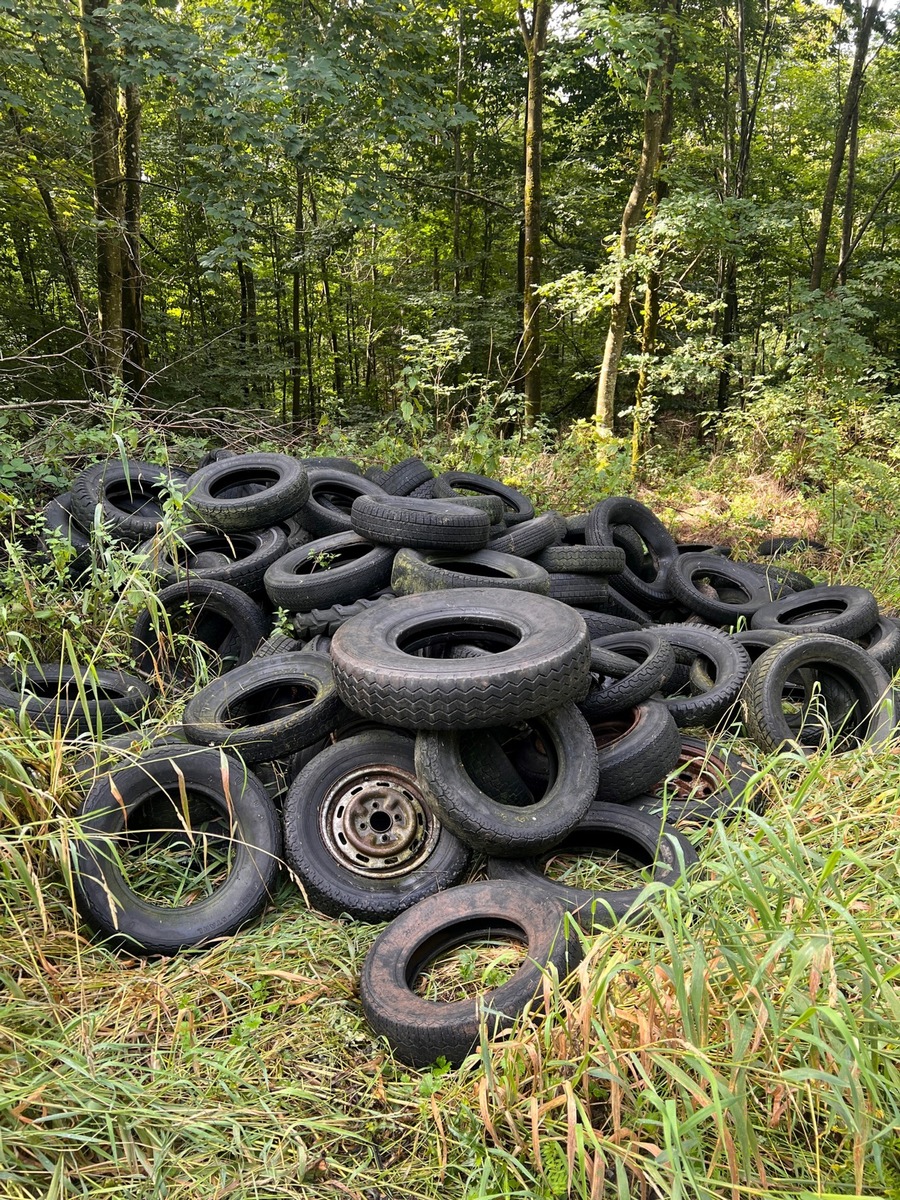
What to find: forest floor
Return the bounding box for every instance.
[1,423,899,1200]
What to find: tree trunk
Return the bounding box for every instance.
[809,0,881,291]
[80,0,125,382]
[291,169,303,425]
[839,103,859,285]
[518,0,550,427]
[308,182,345,397]
[121,80,145,393]
[453,12,465,300]
[595,16,676,430]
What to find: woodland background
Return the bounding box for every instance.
[1,0,898,480]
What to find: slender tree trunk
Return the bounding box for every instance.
[809,0,881,291]
[595,13,676,429]
[453,12,465,300]
[839,104,859,285]
[80,0,125,382]
[518,0,550,427]
[121,81,145,393]
[308,183,345,397]
[291,169,303,425]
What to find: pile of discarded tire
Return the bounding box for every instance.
[9,451,897,1067]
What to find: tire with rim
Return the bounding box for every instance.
[432,471,535,525]
[487,806,698,931]
[391,547,550,597]
[71,744,281,955]
[132,578,270,679]
[0,665,151,736]
[350,494,490,552]
[623,735,760,830]
[414,703,599,856]
[742,634,893,754]
[263,532,394,612]
[751,585,879,640]
[182,652,344,762]
[585,497,679,608]
[282,731,471,922]
[591,701,683,803]
[360,878,581,1067]
[185,453,310,532]
[330,589,591,730]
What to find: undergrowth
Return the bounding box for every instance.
[1,404,900,1198]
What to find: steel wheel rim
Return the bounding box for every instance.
[320,764,438,878]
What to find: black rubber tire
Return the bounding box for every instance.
[196,448,237,469]
[182,652,344,762]
[591,702,683,803]
[656,626,751,728]
[611,523,651,576]
[42,492,91,575]
[585,497,679,607]
[381,457,435,496]
[410,479,437,499]
[299,469,387,537]
[751,585,879,640]
[596,585,654,626]
[282,731,471,922]
[297,456,362,476]
[275,515,312,551]
[487,806,698,931]
[292,596,391,640]
[490,512,566,557]
[580,632,676,719]
[364,465,389,486]
[562,512,588,545]
[547,572,609,608]
[432,471,535,525]
[459,730,535,807]
[331,590,591,730]
[689,627,792,692]
[415,704,599,856]
[350,494,490,552]
[71,728,188,790]
[742,634,893,754]
[574,609,645,638]
[263,532,394,612]
[71,744,281,954]
[858,616,900,675]
[139,526,288,592]
[0,664,151,737]
[623,735,760,830]
[741,560,816,598]
[391,547,550,597]
[677,543,732,557]
[132,578,270,679]
[534,544,626,575]
[185,453,309,532]
[253,630,304,658]
[667,553,775,625]
[70,460,191,545]
[359,878,581,1067]
[757,536,827,558]
[442,493,507,522]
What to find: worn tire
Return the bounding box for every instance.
[71,744,281,954]
[298,469,386,537]
[580,631,676,719]
[330,589,591,730]
[350,494,490,552]
[742,634,893,754]
[182,652,344,762]
[263,532,394,612]
[487,806,698,930]
[415,704,599,856]
[667,553,775,625]
[138,526,288,593]
[360,879,581,1067]
[0,664,151,737]
[132,578,270,679]
[185,453,309,532]
[490,512,566,557]
[656,626,751,729]
[624,735,760,831]
[282,731,470,923]
[70,460,191,545]
[432,471,535,525]
[391,547,550,597]
[586,497,679,607]
[751,585,878,640]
